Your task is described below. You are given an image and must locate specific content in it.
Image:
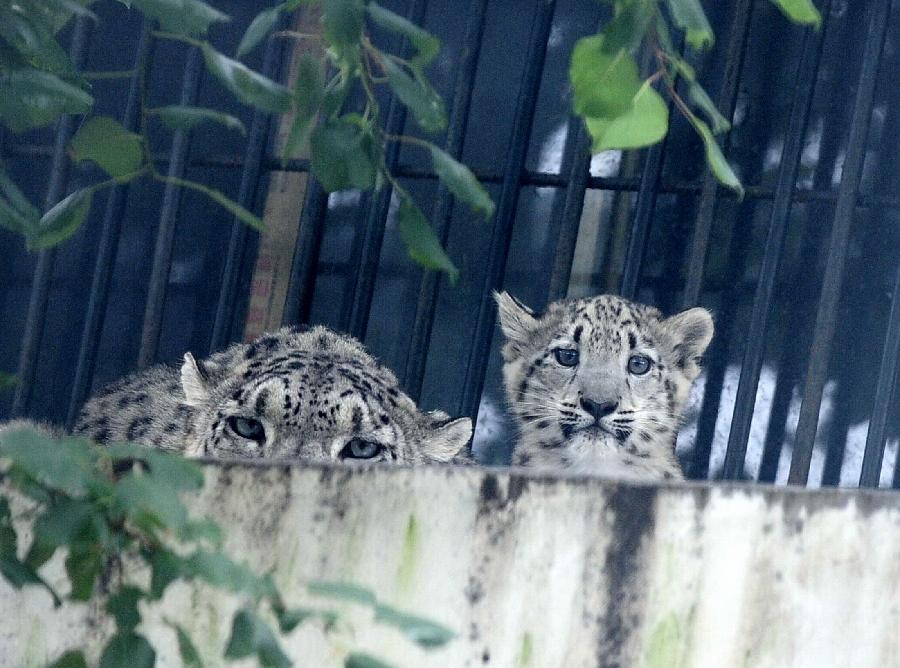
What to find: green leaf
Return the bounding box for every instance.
[70,116,144,179]
[345,653,394,668]
[381,58,446,133]
[179,518,223,546]
[688,114,743,196]
[585,83,669,152]
[0,167,40,221]
[237,5,281,58]
[114,471,189,533]
[130,0,229,36]
[160,175,264,230]
[309,117,379,191]
[104,444,204,492]
[396,196,459,282]
[99,632,156,668]
[166,620,203,667]
[570,35,642,119]
[367,3,440,72]
[429,146,494,218]
[374,604,455,648]
[0,69,92,133]
[225,608,291,668]
[284,54,325,158]
[273,605,338,633]
[30,188,93,250]
[0,7,83,80]
[0,497,61,605]
[28,497,107,569]
[601,0,657,52]
[687,81,730,134]
[153,105,247,135]
[65,544,103,600]
[148,547,185,599]
[202,43,292,113]
[184,550,273,598]
[322,0,366,51]
[48,650,88,668]
[106,586,144,632]
[307,580,377,606]
[0,428,98,496]
[0,372,16,392]
[768,0,822,27]
[665,0,715,49]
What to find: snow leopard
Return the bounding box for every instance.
[73,326,472,464]
[495,291,714,481]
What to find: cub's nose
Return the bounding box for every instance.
[580,397,618,421]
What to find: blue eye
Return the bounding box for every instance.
[554,348,579,367]
[628,355,651,375]
[227,416,265,442]
[340,438,384,460]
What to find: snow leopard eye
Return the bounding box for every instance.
[627,354,651,375]
[553,348,579,367]
[226,416,266,442]
[339,438,384,460]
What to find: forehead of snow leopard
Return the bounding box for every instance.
[494,292,714,421]
[181,326,472,464]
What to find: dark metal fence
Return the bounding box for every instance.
[1,0,898,488]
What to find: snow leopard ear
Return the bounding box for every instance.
[422,414,473,462]
[661,307,714,380]
[181,353,211,406]
[494,291,539,344]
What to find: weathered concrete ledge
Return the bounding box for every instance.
[3,461,900,667]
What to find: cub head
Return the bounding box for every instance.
[494,292,713,478]
[180,327,472,464]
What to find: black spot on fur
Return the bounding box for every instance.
[628,332,637,349]
[573,325,583,342]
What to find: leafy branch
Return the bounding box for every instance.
[570,0,822,197]
[0,425,455,667]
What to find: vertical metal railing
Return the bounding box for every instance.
[457,0,557,421]
[136,46,203,369]
[720,4,831,480]
[399,0,489,400]
[210,22,287,351]
[11,17,92,417]
[787,0,892,485]
[342,0,428,340]
[65,24,154,429]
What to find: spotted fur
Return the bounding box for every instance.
[495,292,714,481]
[74,326,472,464]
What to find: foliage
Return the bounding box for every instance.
[0,426,454,667]
[0,0,822,271]
[569,0,822,197]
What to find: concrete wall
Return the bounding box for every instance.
[3,462,900,667]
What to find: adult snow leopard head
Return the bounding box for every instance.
[495,292,713,480]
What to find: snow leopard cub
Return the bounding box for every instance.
[74,326,472,464]
[495,292,713,481]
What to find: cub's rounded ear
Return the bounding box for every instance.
[181,352,211,406]
[662,308,714,380]
[494,291,539,345]
[423,415,473,463]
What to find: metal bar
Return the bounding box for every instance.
[457,0,557,421]
[618,133,667,299]
[209,23,285,351]
[18,141,900,210]
[860,263,900,484]
[788,0,891,485]
[136,46,203,369]
[281,184,329,325]
[680,0,754,308]
[720,12,830,480]
[342,0,428,339]
[65,25,153,430]
[400,0,489,399]
[11,17,92,417]
[546,122,593,302]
